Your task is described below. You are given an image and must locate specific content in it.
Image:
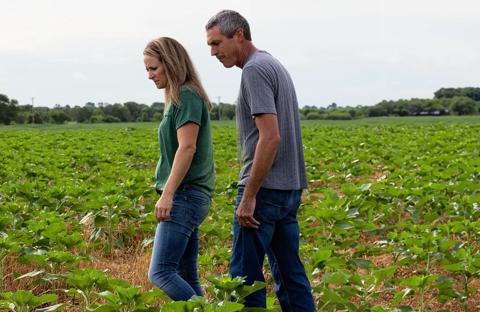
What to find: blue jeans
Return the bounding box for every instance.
[230,186,315,311]
[148,186,210,301]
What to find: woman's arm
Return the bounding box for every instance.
[155,122,199,222]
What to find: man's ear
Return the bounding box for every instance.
[234,28,245,42]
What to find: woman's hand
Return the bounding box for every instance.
[155,193,173,222]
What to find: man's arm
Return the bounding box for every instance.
[236,113,280,228]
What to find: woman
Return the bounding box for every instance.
[144,37,214,301]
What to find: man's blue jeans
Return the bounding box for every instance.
[148,186,210,301]
[230,186,316,311]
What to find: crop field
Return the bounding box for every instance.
[1,116,480,311]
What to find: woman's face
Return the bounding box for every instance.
[144,55,167,89]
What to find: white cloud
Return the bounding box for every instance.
[72,72,88,81]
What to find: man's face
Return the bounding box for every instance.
[207,25,238,68]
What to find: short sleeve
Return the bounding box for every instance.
[173,90,203,129]
[241,65,277,116]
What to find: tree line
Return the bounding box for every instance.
[1,87,480,125]
[300,87,480,120]
[0,97,239,125]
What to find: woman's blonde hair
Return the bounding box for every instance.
[144,37,211,110]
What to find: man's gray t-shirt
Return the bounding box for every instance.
[236,50,308,190]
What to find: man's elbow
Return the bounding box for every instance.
[273,134,281,145]
[266,133,280,148]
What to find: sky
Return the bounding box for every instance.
[1,0,479,108]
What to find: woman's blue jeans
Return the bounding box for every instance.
[229,186,316,311]
[148,186,210,301]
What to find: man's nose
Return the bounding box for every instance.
[210,46,217,56]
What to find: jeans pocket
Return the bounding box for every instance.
[170,192,189,220]
[255,188,290,222]
[185,189,211,226]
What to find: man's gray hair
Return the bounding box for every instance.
[205,10,252,41]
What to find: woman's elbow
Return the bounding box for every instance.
[179,144,197,155]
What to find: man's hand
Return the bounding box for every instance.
[237,195,260,228]
[235,114,278,229]
[155,193,173,222]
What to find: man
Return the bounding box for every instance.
[206,10,316,311]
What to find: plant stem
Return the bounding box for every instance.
[0,254,5,292]
[108,206,113,256]
[463,274,469,312]
[420,287,425,312]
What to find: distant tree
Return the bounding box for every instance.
[153,112,163,121]
[151,102,164,120]
[463,87,480,101]
[347,108,357,118]
[102,115,121,123]
[326,110,352,120]
[300,106,325,120]
[209,103,236,120]
[151,102,165,111]
[210,104,220,120]
[327,102,337,110]
[434,88,458,99]
[449,96,478,115]
[0,94,18,125]
[407,98,427,115]
[101,104,130,122]
[28,112,44,124]
[136,106,154,122]
[423,99,449,115]
[124,101,146,121]
[367,104,388,117]
[218,103,235,120]
[434,87,480,101]
[72,106,93,123]
[306,111,323,120]
[49,109,70,124]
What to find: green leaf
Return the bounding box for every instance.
[160,301,196,311]
[320,287,348,304]
[236,281,267,300]
[7,290,34,305]
[349,258,372,269]
[373,266,396,284]
[322,271,351,285]
[216,301,244,312]
[32,293,59,307]
[400,276,422,288]
[96,291,118,304]
[443,262,465,273]
[89,303,119,312]
[391,288,414,307]
[334,222,353,230]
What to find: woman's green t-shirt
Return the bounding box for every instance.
[154,88,214,197]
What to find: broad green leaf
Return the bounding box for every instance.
[322,271,351,285]
[216,301,243,312]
